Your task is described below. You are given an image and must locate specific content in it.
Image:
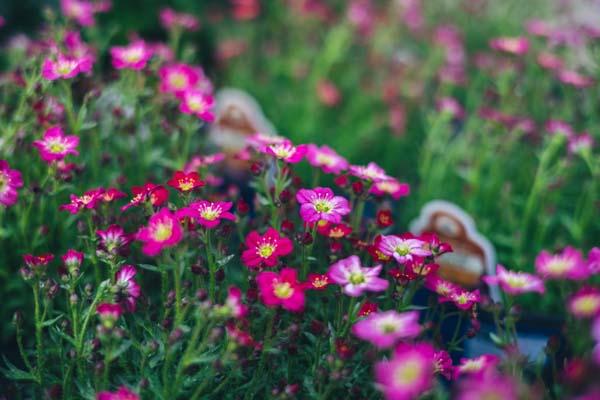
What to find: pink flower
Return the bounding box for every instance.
[185,200,235,228]
[437,97,465,119]
[489,37,529,55]
[306,144,348,174]
[23,254,54,269]
[246,133,287,149]
[558,70,594,88]
[424,275,461,299]
[96,303,123,329]
[179,90,215,122]
[374,342,435,400]
[352,310,421,348]
[61,0,95,26]
[102,188,126,203]
[256,268,305,312]
[483,264,545,295]
[327,255,389,297]
[456,373,517,400]
[61,249,83,272]
[60,188,105,214]
[433,349,454,380]
[136,208,183,256]
[114,265,140,312]
[568,133,594,155]
[378,235,431,264]
[96,225,131,257]
[159,63,201,97]
[96,385,139,400]
[568,287,600,319]
[159,7,200,31]
[443,289,481,310]
[455,354,499,379]
[241,228,293,269]
[296,187,350,223]
[121,183,169,212]
[588,247,600,274]
[545,120,574,138]
[223,286,248,318]
[535,247,589,280]
[0,160,23,207]
[33,126,79,163]
[263,141,308,163]
[349,162,391,182]
[110,41,153,70]
[305,273,330,290]
[370,179,410,200]
[42,53,91,81]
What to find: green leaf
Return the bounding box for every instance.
[42,314,64,327]
[109,340,132,361]
[217,254,235,267]
[139,264,161,272]
[1,356,35,381]
[489,332,505,347]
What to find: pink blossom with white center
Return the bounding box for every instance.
[136,208,183,256]
[558,70,594,88]
[224,286,248,318]
[33,126,79,163]
[59,188,105,214]
[42,53,91,81]
[96,224,131,256]
[489,37,529,55]
[483,264,545,295]
[296,187,350,224]
[327,255,389,297]
[568,133,594,155]
[0,160,23,207]
[378,235,431,264]
[159,63,201,97]
[263,141,308,163]
[186,200,236,228]
[352,310,421,348]
[374,342,435,400]
[535,246,589,280]
[568,287,600,319]
[370,179,410,200]
[545,120,574,138]
[114,265,140,312]
[60,0,95,26]
[246,133,287,149]
[349,162,392,182]
[305,144,348,174]
[454,354,499,379]
[159,7,200,31]
[96,303,123,329]
[442,289,481,310]
[588,247,600,274]
[424,275,461,300]
[179,90,215,122]
[61,249,83,272]
[110,41,153,70]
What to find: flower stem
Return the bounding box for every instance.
[206,229,217,303]
[32,283,44,386]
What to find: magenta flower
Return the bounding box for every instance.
[568,133,594,155]
[588,247,600,274]
[224,286,248,318]
[545,120,574,138]
[568,287,600,319]
[455,354,499,379]
[186,200,235,228]
[60,0,95,26]
[296,187,350,224]
[558,70,594,88]
[42,53,91,81]
[60,188,105,214]
[110,41,153,70]
[136,208,183,256]
[424,275,461,300]
[327,255,389,297]
[352,310,421,348]
[159,7,200,31]
[256,267,305,312]
[349,162,391,182]
[489,36,529,55]
[378,235,431,264]
[442,289,481,310]
[456,373,517,400]
[305,144,348,174]
[241,227,293,269]
[96,224,131,257]
[246,133,287,149]
[374,342,435,400]
[263,141,308,163]
[96,385,139,400]
[61,249,83,272]
[23,253,54,269]
[114,265,140,312]
[483,264,545,295]
[96,303,123,329]
[370,179,410,200]
[33,126,79,163]
[159,63,201,97]
[0,160,23,207]
[535,246,589,280]
[433,349,454,380]
[179,90,215,122]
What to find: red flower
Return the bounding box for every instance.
[241,228,293,269]
[358,301,379,317]
[167,171,204,193]
[122,183,169,211]
[376,209,393,228]
[23,253,54,268]
[306,273,330,290]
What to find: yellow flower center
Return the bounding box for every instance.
[312,277,328,288]
[187,97,205,112]
[349,272,365,285]
[169,72,187,89]
[573,296,600,315]
[316,154,334,165]
[314,199,332,213]
[0,173,7,190]
[393,359,421,386]
[153,222,173,242]
[394,243,411,256]
[505,275,527,288]
[124,48,143,63]
[274,282,294,299]
[258,243,276,258]
[177,178,195,192]
[57,62,75,75]
[547,259,570,274]
[200,206,221,221]
[49,141,66,153]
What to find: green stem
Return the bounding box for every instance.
[206,229,217,303]
[32,283,44,386]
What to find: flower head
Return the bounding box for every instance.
[535,247,589,280]
[349,162,391,182]
[424,275,461,299]
[61,0,95,26]
[483,264,545,295]
[305,273,330,290]
[102,188,126,203]
[455,354,499,379]
[96,386,139,400]
[256,268,305,312]
[378,235,431,264]
[121,183,169,211]
[306,144,348,174]
[136,208,183,256]
[62,249,83,272]
[221,286,248,318]
[433,350,454,380]
[489,36,529,55]
[0,160,23,207]
[317,222,352,239]
[114,265,140,312]
[327,255,389,297]
[179,90,215,122]
[443,289,481,310]
[296,187,351,224]
[33,126,79,163]
[159,63,202,97]
[353,310,421,348]
[23,253,54,269]
[110,41,152,70]
[96,303,123,329]
[374,342,435,400]
[185,200,235,228]
[456,373,517,400]
[97,225,131,257]
[370,179,410,200]
[167,170,204,192]
[159,7,200,31]
[588,247,600,274]
[42,53,91,81]
[241,228,293,269]
[568,133,594,155]
[568,287,600,319]
[263,141,308,163]
[60,188,104,214]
